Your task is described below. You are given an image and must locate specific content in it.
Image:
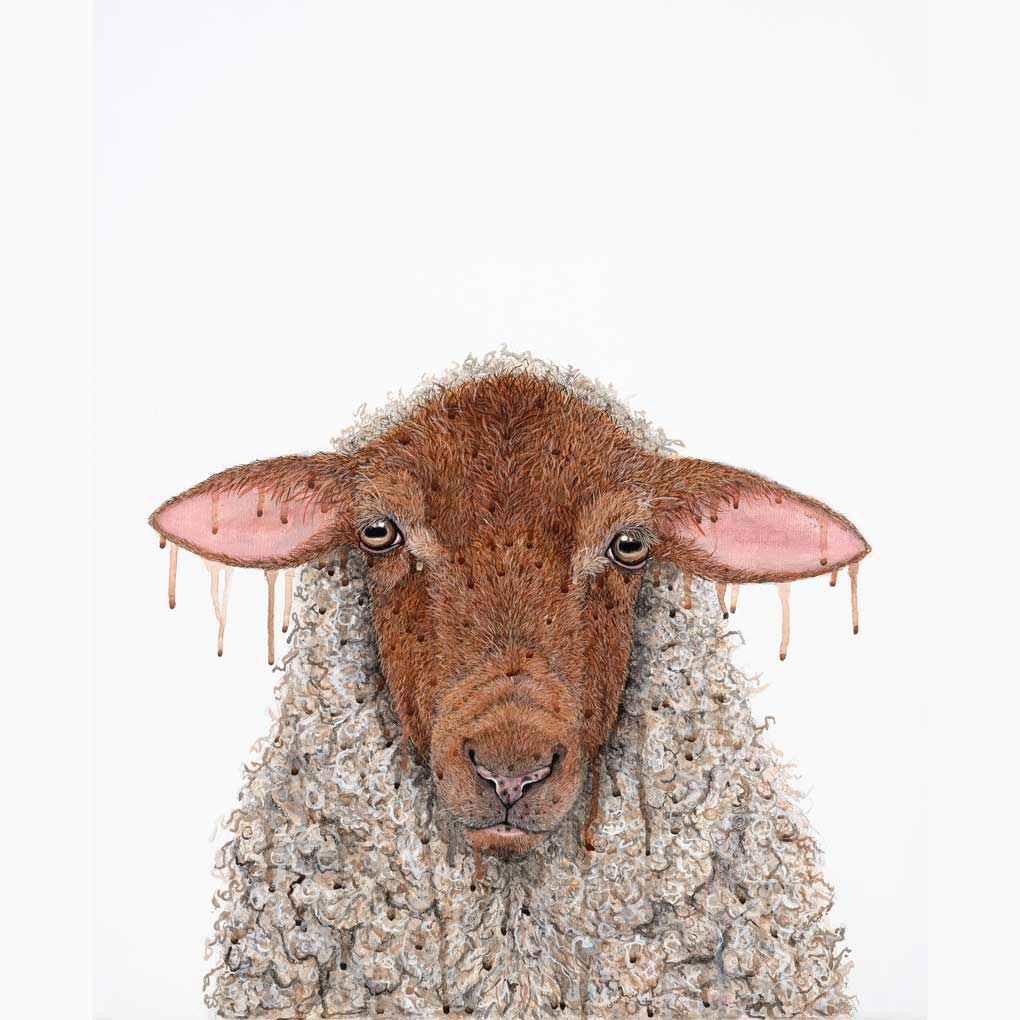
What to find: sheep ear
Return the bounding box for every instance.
[648,456,869,583]
[149,453,354,569]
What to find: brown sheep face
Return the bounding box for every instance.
[150,373,869,857]
[356,387,651,854]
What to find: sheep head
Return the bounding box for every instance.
[150,372,868,857]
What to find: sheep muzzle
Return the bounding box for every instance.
[430,657,585,854]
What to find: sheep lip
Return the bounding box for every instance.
[473,823,531,837]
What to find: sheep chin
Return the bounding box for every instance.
[464,825,543,859]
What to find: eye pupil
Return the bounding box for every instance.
[359,519,402,552]
[609,532,649,568]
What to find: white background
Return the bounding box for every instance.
[93,3,925,1018]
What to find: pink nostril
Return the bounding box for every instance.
[473,759,554,806]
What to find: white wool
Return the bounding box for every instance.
[204,355,853,1018]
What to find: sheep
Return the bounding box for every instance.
[151,351,865,1018]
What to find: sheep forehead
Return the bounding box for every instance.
[348,373,657,546]
[332,351,683,459]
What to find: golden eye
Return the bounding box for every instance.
[359,518,403,553]
[608,531,650,568]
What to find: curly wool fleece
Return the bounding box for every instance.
[206,555,852,1019]
[204,354,853,1018]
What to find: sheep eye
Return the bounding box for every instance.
[607,532,650,569]
[359,519,403,553]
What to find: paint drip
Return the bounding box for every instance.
[282,568,294,633]
[205,560,234,657]
[777,582,791,661]
[168,543,178,610]
[265,569,278,665]
[715,582,729,619]
[848,561,860,634]
[729,583,740,615]
[582,750,602,851]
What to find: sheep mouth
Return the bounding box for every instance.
[472,823,531,837]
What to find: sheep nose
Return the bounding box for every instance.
[472,758,553,806]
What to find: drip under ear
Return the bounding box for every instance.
[149,453,352,569]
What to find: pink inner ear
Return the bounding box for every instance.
[153,488,329,566]
[677,490,867,579]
